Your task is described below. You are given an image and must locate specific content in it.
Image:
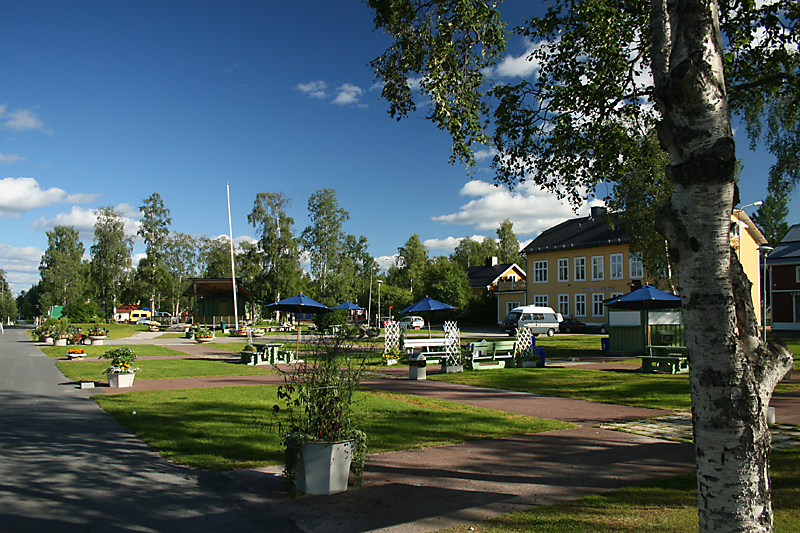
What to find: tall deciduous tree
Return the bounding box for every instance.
[248,192,303,305]
[38,225,85,312]
[387,233,429,296]
[495,219,520,265]
[752,193,790,247]
[90,206,133,321]
[368,0,795,530]
[451,236,497,269]
[301,188,349,301]
[137,193,172,312]
[164,232,201,316]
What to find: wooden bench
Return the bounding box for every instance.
[402,338,448,364]
[641,355,689,374]
[465,340,517,370]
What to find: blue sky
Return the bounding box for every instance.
[0,1,791,297]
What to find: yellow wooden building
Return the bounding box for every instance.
[522,206,766,326]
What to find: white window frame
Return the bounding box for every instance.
[558,258,569,282]
[610,253,624,280]
[574,257,586,282]
[506,301,521,315]
[592,255,604,281]
[575,293,586,317]
[630,253,644,279]
[534,294,548,307]
[533,260,548,283]
[558,294,570,317]
[592,293,605,317]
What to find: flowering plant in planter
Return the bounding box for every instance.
[67,348,86,355]
[272,339,368,496]
[88,324,108,337]
[101,347,140,374]
[195,326,214,339]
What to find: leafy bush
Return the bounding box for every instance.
[63,300,101,323]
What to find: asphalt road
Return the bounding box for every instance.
[0,327,300,533]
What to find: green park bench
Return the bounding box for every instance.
[465,340,518,370]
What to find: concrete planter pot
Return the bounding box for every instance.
[520,360,538,368]
[90,335,107,346]
[107,373,136,388]
[296,440,354,495]
[195,337,213,344]
[54,338,68,346]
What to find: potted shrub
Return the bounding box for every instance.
[48,317,72,346]
[195,326,214,343]
[88,323,108,345]
[101,347,140,387]
[272,342,367,496]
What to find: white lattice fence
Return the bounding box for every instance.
[384,321,400,354]
[443,320,461,366]
[516,327,534,359]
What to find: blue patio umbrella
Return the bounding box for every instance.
[267,293,330,353]
[400,296,456,338]
[331,301,363,310]
[604,285,681,353]
[603,284,681,310]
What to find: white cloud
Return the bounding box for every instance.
[0,104,48,132]
[487,39,547,79]
[432,179,600,238]
[332,83,363,106]
[0,242,43,297]
[0,177,101,218]
[0,152,25,164]
[29,203,140,240]
[375,254,396,272]
[296,80,329,99]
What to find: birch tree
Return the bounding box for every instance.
[368,0,796,530]
[137,192,172,312]
[90,206,133,321]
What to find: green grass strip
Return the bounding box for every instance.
[93,385,573,471]
[431,367,692,410]
[42,344,189,359]
[56,357,275,382]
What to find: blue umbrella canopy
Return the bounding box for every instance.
[400,297,456,314]
[267,294,329,354]
[267,293,330,313]
[604,285,681,310]
[331,301,363,310]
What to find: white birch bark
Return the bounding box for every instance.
[651,0,794,531]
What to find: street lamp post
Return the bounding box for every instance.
[377,280,383,327]
[759,245,773,342]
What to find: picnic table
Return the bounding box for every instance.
[642,346,688,374]
[241,342,297,365]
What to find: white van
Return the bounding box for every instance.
[500,306,563,337]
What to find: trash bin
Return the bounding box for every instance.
[601,338,609,352]
[408,353,427,380]
[535,347,546,368]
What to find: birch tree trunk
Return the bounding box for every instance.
[651,0,794,530]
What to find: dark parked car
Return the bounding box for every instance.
[558,318,586,333]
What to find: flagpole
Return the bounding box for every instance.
[227,183,239,331]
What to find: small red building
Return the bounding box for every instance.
[767,224,800,331]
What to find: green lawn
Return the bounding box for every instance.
[431,367,692,410]
[437,447,800,532]
[42,344,189,359]
[56,357,276,382]
[93,385,572,471]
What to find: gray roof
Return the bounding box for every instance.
[522,210,628,254]
[766,224,800,265]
